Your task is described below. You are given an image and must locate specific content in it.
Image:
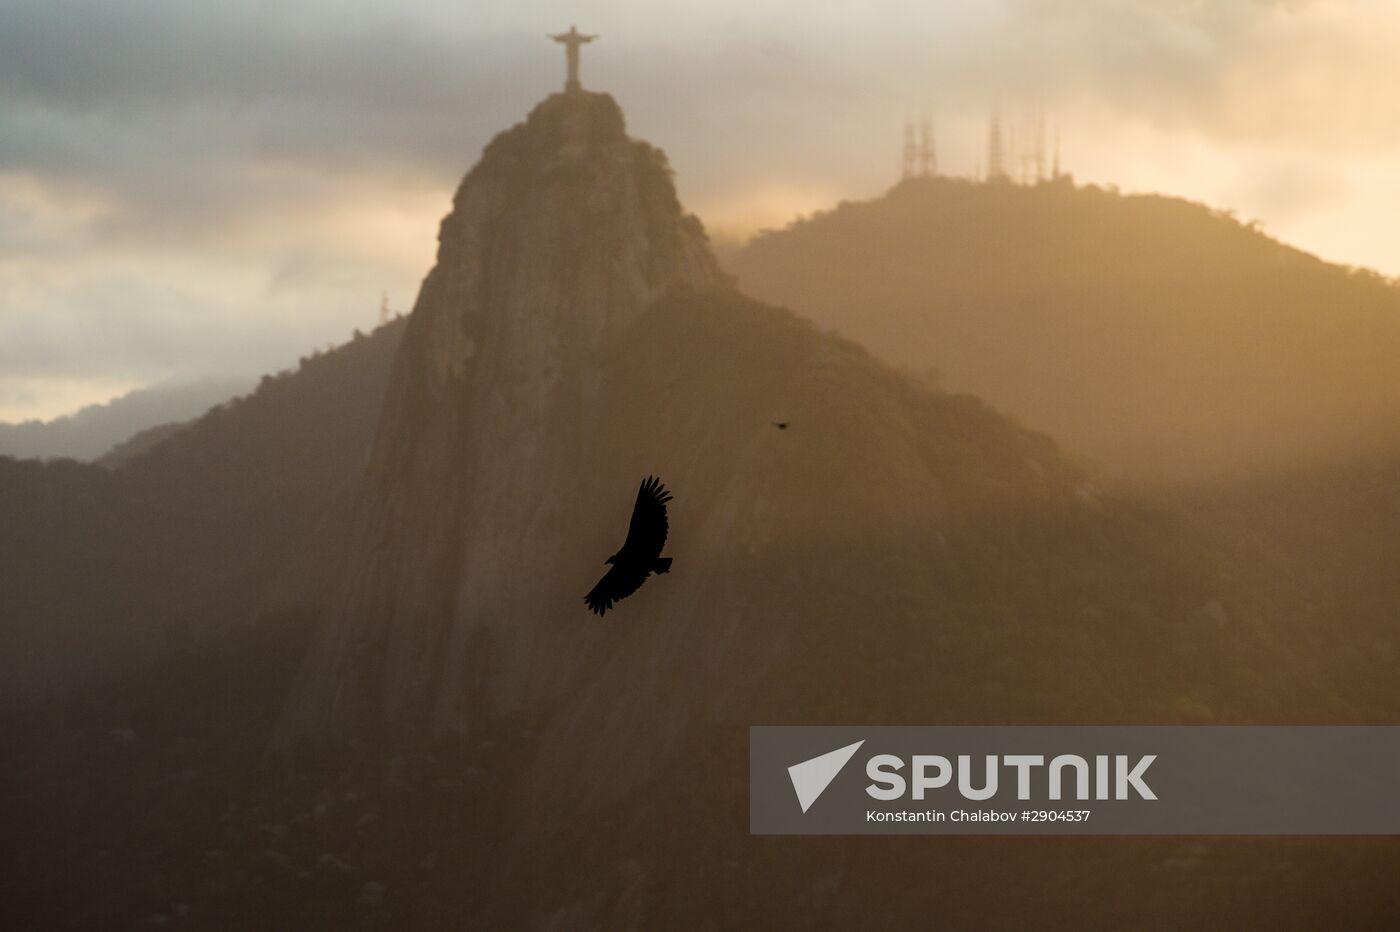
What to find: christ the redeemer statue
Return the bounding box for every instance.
[549,25,597,92]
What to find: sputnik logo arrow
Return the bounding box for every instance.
[787,740,865,813]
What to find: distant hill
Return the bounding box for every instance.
[0,377,253,462]
[732,176,1400,485]
[94,420,191,468]
[0,320,404,700]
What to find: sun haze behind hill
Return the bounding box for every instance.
[732,176,1400,487]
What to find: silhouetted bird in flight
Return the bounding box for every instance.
[584,476,673,616]
[772,421,790,430]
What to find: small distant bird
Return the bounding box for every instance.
[772,421,789,430]
[584,476,673,616]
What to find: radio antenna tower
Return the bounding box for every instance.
[902,117,937,180]
[918,117,937,177]
[987,111,1007,182]
[1034,110,1047,183]
[1008,122,1022,183]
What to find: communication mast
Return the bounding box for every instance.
[902,118,937,181]
[918,118,937,177]
[1033,110,1047,183]
[987,111,1007,182]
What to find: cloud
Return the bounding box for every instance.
[0,1,544,244]
[3,0,1391,240]
[971,0,1400,152]
[1,0,1398,421]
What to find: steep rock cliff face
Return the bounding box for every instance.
[278,91,724,740]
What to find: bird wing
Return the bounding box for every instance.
[583,476,672,616]
[621,475,671,559]
[584,562,650,616]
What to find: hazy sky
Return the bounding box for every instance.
[3,0,1399,421]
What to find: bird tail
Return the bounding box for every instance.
[652,557,673,574]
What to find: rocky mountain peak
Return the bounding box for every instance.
[275,93,727,743]
[410,90,722,392]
